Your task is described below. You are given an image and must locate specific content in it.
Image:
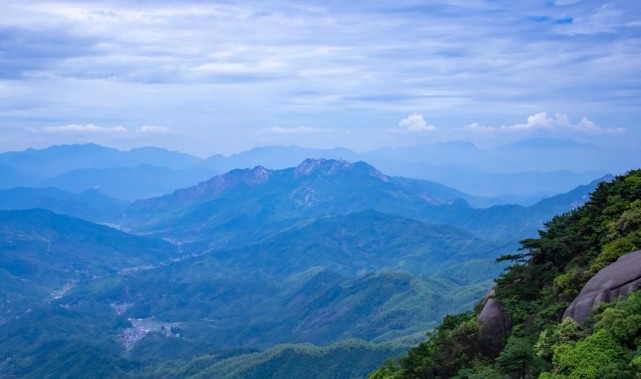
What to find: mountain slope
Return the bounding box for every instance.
[45,165,215,201]
[421,174,607,242]
[123,159,439,241]
[142,340,406,379]
[0,204,504,377]
[59,210,503,350]
[185,210,502,277]
[0,209,180,320]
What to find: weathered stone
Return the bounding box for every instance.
[564,249,641,324]
[477,290,511,356]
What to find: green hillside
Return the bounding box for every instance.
[141,340,407,379]
[60,265,490,350]
[0,208,502,378]
[184,210,504,278]
[369,169,641,378]
[0,209,180,321]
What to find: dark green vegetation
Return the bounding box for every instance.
[141,340,406,379]
[369,169,641,378]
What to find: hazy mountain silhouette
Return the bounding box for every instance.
[0,187,128,222]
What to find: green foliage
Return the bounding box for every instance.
[453,364,502,379]
[368,313,488,379]
[13,340,135,379]
[495,335,540,378]
[537,289,641,378]
[542,330,631,379]
[371,169,641,379]
[593,290,641,348]
[368,359,399,379]
[534,318,582,361]
[142,339,405,379]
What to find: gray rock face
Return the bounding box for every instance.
[477,290,511,354]
[564,249,641,324]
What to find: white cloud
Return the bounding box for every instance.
[397,113,436,132]
[464,122,496,132]
[511,112,566,130]
[139,125,170,133]
[264,126,328,134]
[32,124,128,134]
[464,112,625,134]
[27,123,178,136]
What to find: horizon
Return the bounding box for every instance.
[1,139,636,181]
[0,136,613,158]
[1,1,640,157]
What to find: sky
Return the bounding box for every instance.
[1,0,640,157]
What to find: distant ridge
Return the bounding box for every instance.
[0,142,627,199]
[0,186,128,222]
[122,158,421,238]
[123,159,608,245]
[0,143,202,177]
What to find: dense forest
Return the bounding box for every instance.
[370,169,641,378]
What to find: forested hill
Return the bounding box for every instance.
[370,169,641,378]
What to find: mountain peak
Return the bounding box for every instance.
[293,159,390,182]
[221,165,271,185]
[294,159,352,176]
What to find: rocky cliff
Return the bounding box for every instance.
[563,249,641,323]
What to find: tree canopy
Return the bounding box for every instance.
[370,169,641,379]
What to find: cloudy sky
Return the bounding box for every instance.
[1,0,639,156]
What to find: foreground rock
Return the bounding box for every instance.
[477,290,511,356]
[564,249,641,324]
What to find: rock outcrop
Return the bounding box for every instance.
[564,249,641,324]
[477,290,511,356]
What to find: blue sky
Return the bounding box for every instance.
[1,0,639,156]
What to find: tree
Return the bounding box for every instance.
[496,336,537,379]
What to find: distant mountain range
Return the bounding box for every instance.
[1,139,632,198]
[123,158,607,246]
[0,144,200,177]
[199,139,631,196]
[0,144,213,200]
